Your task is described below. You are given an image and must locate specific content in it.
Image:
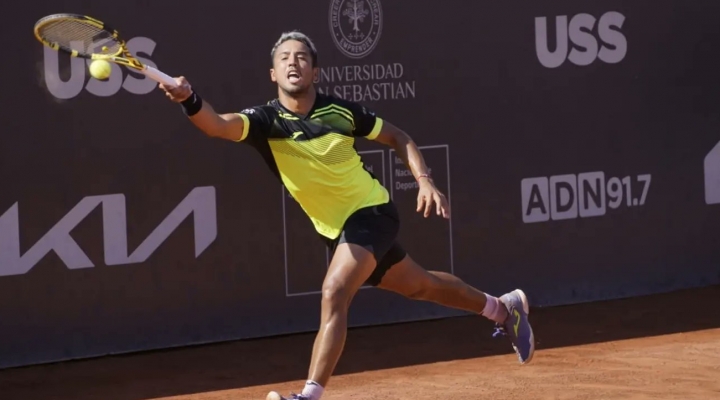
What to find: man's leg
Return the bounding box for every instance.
[306,243,376,386]
[376,253,535,364]
[268,242,377,400]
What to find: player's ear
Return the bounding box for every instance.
[270,68,277,83]
[312,67,319,82]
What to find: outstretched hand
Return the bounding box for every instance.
[158,76,193,102]
[416,178,450,219]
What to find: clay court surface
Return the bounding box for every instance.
[1,285,719,400]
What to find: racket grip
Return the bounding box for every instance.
[141,65,177,87]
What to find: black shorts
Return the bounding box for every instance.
[321,201,407,286]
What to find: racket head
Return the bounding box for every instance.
[33,13,126,60]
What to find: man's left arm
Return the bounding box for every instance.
[350,105,450,219]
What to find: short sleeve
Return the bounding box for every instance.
[233,106,272,143]
[344,101,384,140]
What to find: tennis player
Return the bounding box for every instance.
[159,31,535,400]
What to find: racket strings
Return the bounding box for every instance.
[38,19,122,55]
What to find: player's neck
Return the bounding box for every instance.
[278,87,317,116]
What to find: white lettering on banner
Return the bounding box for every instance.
[326,0,416,101]
[316,63,416,101]
[0,187,217,277]
[535,12,627,68]
[43,37,160,99]
[705,140,720,205]
[521,172,651,223]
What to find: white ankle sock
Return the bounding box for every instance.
[481,294,507,323]
[301,380,324,400]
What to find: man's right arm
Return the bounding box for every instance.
[185,96,248,142]
[158,76,249,142]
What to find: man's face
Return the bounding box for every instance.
[271,40,317,95]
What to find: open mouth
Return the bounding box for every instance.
[288,71,301,84]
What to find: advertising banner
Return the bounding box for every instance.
[1,0,718,369]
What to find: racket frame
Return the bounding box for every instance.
[34,13,176,87]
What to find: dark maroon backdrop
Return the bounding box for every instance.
[1,0,719,368]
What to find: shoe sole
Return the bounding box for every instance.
[514,289,535,364]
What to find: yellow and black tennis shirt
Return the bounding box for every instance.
[234,93,390,239]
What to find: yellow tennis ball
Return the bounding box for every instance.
[89,60,112,80]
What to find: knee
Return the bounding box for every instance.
[321,280,351,312]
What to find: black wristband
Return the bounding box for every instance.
[180,91,203,116]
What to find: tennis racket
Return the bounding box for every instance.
[33,13,177,87]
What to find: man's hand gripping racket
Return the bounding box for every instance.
[33,13,179,88]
